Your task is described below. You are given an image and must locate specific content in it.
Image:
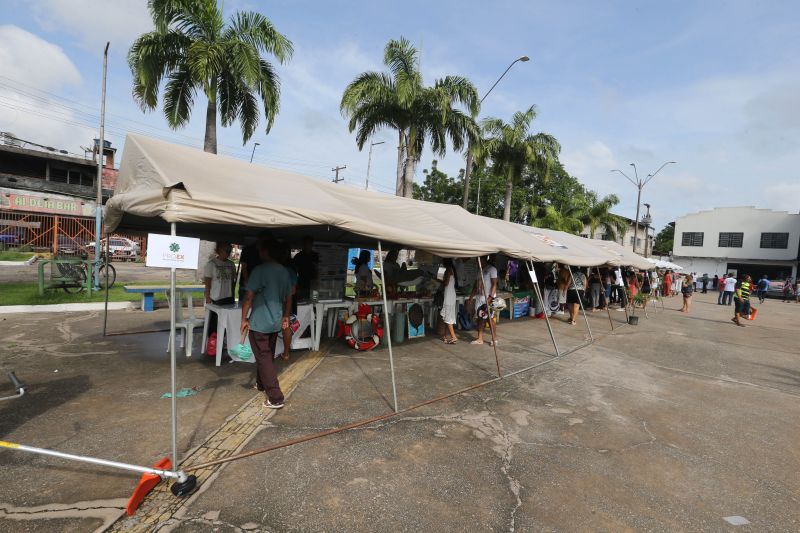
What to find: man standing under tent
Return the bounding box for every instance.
[469,255,498,346]
[240,240,293,409]
[238,230,271,302]
[291,236,319,300]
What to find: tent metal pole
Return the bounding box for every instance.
[477,256,502,378]
[528,261,559,356]
[618,268,631,323]
[169,222,178,468]
[596,266,614,331]
[569,266,593,342]
[377,241,399,413]
[102,233,110,336]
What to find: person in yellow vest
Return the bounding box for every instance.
[732,275,752,327]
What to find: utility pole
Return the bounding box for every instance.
[93,42,109,291]
[365,141,384,190]
[332,165,346,184]
[612,161,675,254]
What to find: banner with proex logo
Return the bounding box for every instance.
[145,234,200,269]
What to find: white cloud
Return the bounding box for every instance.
[31,0,152,55]
[0,26,94,152]
[560,140,618,181]
[0,25,81,88]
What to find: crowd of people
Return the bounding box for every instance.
[201,232,798,410]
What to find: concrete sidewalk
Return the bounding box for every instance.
[2,294,799,531]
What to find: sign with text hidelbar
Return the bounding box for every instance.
[145,233,200,269]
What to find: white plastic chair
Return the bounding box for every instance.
[166,290,205,357]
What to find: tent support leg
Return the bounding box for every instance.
[528,261,559,356]
[169,223,178,468]
[477,256,502,378]
[102,234,110,336]
[569,266,593,342]
[597,266,614,331]
[377,241,399,413]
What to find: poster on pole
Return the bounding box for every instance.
[145,233,200,269]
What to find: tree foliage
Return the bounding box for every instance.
[128,0,292,153]
[341,37,479,197]
[653,224,675,255]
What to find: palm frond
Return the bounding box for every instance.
[162,66,196,128]
[228,11,293,63]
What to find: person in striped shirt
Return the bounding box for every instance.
[732,275,752,327]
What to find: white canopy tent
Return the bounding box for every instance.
[104,134,654,482]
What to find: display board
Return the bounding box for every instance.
[145,234,200,269]
[314,243,349,300]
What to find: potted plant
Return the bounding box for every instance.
[628,291,650,325]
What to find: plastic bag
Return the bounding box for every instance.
[206,332,217,357]
[230,343,253,360]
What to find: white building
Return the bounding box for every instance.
[672,206,800,280]
[580,215,655,256]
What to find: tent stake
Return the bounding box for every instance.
[477,256,502,378]
[377,241,399,413]
[528,261,559,356]
[569,266,593,342]
[169,222,178,468]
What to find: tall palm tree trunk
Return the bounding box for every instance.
[395,131,406,196]
[402,156,418,198]
[502,179,513,221]
[204,99,217,154]
[462,149,474,209]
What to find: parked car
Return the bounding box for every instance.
[0,231,22,246]
[87,237,139,262]
[56,235,88,258]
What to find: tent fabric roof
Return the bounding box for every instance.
[106,134,652,268]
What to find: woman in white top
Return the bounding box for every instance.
[203,242,235,333]
[438,258,458,344]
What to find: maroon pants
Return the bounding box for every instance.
[248,330,284,404]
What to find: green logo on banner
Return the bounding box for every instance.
[169,242,180,252]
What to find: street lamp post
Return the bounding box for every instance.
[612,161,675,254]
[249,142,260,163]
[365,141,385,191]
[463,55,529,213]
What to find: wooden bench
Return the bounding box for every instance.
[123,285,205,312]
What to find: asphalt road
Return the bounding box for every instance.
[1,292,799,531]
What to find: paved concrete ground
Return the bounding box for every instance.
[1,293,799,531]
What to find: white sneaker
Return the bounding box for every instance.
[555,310,565,315]
[263,399,284,409]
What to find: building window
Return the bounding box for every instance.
[760,232,789,249]
[681,232,704,247]
[49,167,68,183]
[49,167,93,187]
[580,234,588,238]
[601,234,612,241]
[718,232,743,248]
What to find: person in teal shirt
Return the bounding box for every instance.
[240,240,293,409]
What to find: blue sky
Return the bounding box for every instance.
[1,0,798,231]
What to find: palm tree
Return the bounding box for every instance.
[340,37,479,198]
[482,106,560,221]
[525,203,586,234]
[128,0,293,154]
[581,192,628,241]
